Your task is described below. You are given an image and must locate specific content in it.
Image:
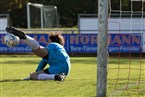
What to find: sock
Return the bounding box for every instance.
[23,35,40,50]
[37,74,55,80]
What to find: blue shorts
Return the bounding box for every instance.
[44,65,68,75]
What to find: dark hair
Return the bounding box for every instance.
[49,32,64,46]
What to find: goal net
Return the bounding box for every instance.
[107,0,145,96]
[27,3,59,28]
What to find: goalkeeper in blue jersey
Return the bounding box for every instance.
[6,27,71,81]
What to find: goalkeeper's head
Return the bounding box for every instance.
[49,32,64,46]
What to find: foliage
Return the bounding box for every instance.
[0,0,97,28]
[0,0,145,28]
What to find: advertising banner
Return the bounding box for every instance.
[108,33,141,53]
[67,34,141,53]
[0,33,142,53]
[0,34,48,53]
[67,34,97,52]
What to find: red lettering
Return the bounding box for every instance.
[70,35,79,44]
[112,35,121,45]
[80,35,89,44]
[1,35,5,44]
[132,36,140,44]
[90,35,97,44]
[122,35,130,44]
[38,35,47,44]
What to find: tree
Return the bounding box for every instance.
[0,0,28,28]
[0,0,28,13]
[1,0,145,28]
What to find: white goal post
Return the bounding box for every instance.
[27,2,59,29]
[97,0,108,97]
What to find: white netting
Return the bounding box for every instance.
[27,3,59,28]
[29,4,41,28]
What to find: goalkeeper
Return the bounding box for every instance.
[6,27,71,81]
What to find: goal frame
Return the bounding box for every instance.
[97,0,108,97]
[27,2,43,29]
[26,2,59,29]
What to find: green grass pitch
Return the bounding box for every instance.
[0,55,145,97]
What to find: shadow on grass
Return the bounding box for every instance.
[0,79,41,83]
[0,79,30,82]
[1,60,38,65]
[0,79,61,82]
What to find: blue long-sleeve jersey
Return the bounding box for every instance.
[36,42,71,75]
